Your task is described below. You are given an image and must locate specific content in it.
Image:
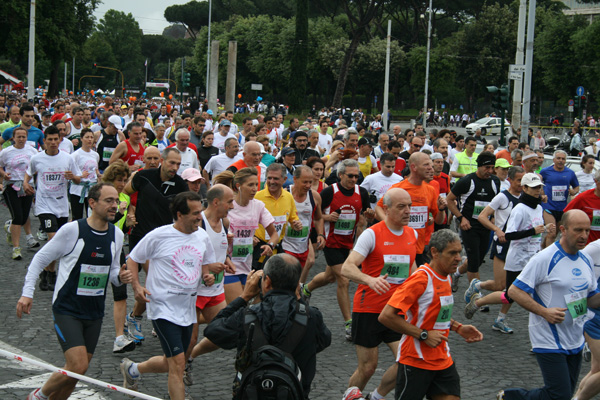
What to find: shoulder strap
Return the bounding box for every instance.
[277,302,308,354]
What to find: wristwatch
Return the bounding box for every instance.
[267,242,275,250]
[419,330,428,341]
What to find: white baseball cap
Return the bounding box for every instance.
[522,173,544,187]
[108,115,123,130]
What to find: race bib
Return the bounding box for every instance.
[528,233,542,253]
[232,237,253,262]
[265,215,287,241]
[286,224,309,240]
[408,206,428,229]
[77,264,109,296]
[102,147,115,162]
[334,213,356,235]
[592,210,600,231]
[472,201,490,219]
[41,170,66,195]
[434,295,454,330]
[380,254,410,284]
[565,291,587,322]
[552,185,567,202]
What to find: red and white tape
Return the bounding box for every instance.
[0,348,161,400]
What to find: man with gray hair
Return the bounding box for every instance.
[379,229,483,400]
[522,150,539,174]
[202,137,241,187]
[510,148,523,167]
[539,149,579,246]
[341,188,417,400]
[172,128,199,175]
[344,128,359,150]
[204,254,332,398]
[373,132,389,158]
[301,159,375,340]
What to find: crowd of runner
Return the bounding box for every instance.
[3,92,600,400]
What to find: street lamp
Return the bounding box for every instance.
[422,0,433,130]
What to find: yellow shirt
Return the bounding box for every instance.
[254,188,299,243]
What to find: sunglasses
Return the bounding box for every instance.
[345,173,360,179]
[412,144,422,149]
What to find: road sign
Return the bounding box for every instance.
[509,64,526,73]
[568,99,574,106]
[568,106,574,112]
[577,86,585,96]
[509,72,522,81]
[251,84,263,91]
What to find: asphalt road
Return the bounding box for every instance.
[0,204,593,399]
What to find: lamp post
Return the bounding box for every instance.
[422,0,433,130]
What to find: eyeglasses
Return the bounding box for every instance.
[412,144,422,149]
[345,174,360,179]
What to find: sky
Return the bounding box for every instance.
[93,0,192,35]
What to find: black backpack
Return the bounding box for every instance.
[233,302,308,400]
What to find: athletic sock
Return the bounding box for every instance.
[496,312,507,322]
[128,362,140,379]
[26,234,33,240]
[345,319,352,327]
[453,271,462,278]
[370,388,384,400]
[475,281,481,290]
[37,389,49,400]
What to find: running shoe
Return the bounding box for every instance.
[300,283,311,305]
[492,320,514,334]
[451,273,461,293]
[343,386,365,400]
[496,390,505,400]
[38,270,49,291]
[120,358,139,391]
[113,335,136,353]
[4,219,11,233]
[480,306,490,312]
[27,388,45,400]
[151,328,157,337]
[27,236,40,248]
[464,278,480,304]
[126,313,145,342]
[36,231,48,241]
[6,230,11,245]
[12,247,21,260]
[464,292,482,319]
[584,342,592,362]
[183,361,193,386]
[345,320,353,341]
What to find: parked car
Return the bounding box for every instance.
[466,117,512,136]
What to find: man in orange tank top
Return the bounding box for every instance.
[341,188,418,400]
[379,229,483,400]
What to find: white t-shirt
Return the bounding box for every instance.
[513,242,597,352]
[448,147,459,164]
[500,179,510,191]
[26,151,81,217]
[176,147,199,176]
[59,138,74,154]
[129,225,216,326]
[0,145,38,183]
[360,171,403,209]
[504,203,544,271]
[204,153,242,184]
[197,212,228,298]
[213,132,237,153]
[576,170,596,194]
[318,133,332,155]
[69,148,99,197]
[487,190,520,240]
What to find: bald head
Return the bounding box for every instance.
[143,146,161,168]
[207,183,234,205]
[243,141,262,167]
[561,209,590,229]
[408,151,429,167]
[144,146,160,159]
[382,187,411,208]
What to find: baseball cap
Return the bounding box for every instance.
[430,152,444,161]
[219,119,231,127]
[182,168,203,182]
[41,111,51,118]
[108,115,123,130]
[522,173,544,187]
[358,137,374,147]
[477,152,496,167]
[281,147,296,157]
[207,109,214,115]
[495,158,511,168]
[121,104,128,109]
[257,142,267,154]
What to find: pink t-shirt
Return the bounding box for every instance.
[227,199,274,275]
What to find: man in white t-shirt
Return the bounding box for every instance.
[172,128,199,176]
[498,209,600,400]
[24,125,82,291]
[317,120,333,156]
[360,153,402,211]
[202,138,241,186]
[212,120,236,153]
[120,192,226,399]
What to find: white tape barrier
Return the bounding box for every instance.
[0,349,161,400]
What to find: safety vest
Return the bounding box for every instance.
[454,151,479,176]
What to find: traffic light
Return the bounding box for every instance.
[581,95,587,108]
[487,84,510,111]
[575,96,581,108]
[93,63,97,69]
[182,72,191,87]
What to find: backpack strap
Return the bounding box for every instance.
[277,302,308,354]
[244,307,269,350]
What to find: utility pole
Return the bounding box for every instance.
[511,0,527,131]
[521,0,536,143]
[27,0,35,100]
[382,20,391,131]
[422,0,433,130]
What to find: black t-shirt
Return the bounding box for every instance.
[294,148,320,165]
[320,183,370,212]
[451,172,501,229]
[130,168,187,239]
[198,145,219,169]
[399,150,411,161]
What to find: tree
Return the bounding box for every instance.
[288,0,309,112]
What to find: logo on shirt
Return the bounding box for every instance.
[171,245,203,284]
[572,268,582,277]
[91,252,104,258]
[384,242,395,246]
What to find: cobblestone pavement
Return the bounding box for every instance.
[0,202,593,399]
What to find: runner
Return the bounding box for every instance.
[498,210,600,400]
[302,159,375,340]
[108,121,145,172]
[564,169,600,244]
[360,153,402,217]
[540,150,579,247]
[465,174,553,334]
[24,125,82,291]
[284,166,326,284]
[202,137,241,187]
[340,188,417,400]
[94,114,125,172]
[0,104,44,150]
[69,128,99,219]
[0,126,40,260]
[120,192,224,400]
[377,229,483,400]
[450,136,478,182]
[171,128,199,175]
[18,183,131,400]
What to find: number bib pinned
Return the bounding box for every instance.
[434,295,454,330]
[77,264,109,296]
[565,291,587,323]
[380,254,410,284]
[334,213,356,235]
